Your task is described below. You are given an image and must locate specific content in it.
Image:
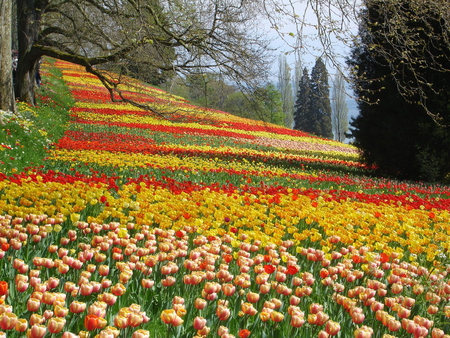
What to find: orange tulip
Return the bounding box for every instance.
[239,329,251,338]
[84,314,104,331]
[0,282,7,296]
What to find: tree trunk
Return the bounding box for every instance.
[16,0,45,105]
[0,0,16,120]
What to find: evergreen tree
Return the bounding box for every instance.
[347,0,450,182]
[310,58,333,138]
[294,68,313,133]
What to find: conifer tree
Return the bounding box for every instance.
[294,68,313,133]
[310,58,333,138]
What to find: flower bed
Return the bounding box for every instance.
[0,59,448,338]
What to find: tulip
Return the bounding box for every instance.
[27,298,41,312]
[387,318,401,332]
[194,298,207,310]
[427,303,439,313]
[193,316,206,330]
[318,331,329,338]
[111,283,126,296]
[216,305,231,321]
[84,314,103,331]
[132,330,150,338]
[70,301,86,314]
[54,305,69,317]
[161,309,184,326]
[47,317,66,334]
[291,314,305,328]
[431,328,446,338]
[354,326,373,338]
[15,318,28,332]
[0,312,18,330]
[26,324,46,338]
[270,311,284,322]
[222,284,236,297]
[161,277,176,287]
[0,282,7,297]
[241,303,257,316]
[61,332,80,338]
[114,315,129,329]
[29,314,44,326]
[238,329,251,338]
[128,312,144,327]
[246,291,260,303]
[325,320,341,336]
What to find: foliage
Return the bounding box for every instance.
[253,83,285,126]
[347,0,450,182]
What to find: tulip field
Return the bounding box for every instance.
[0,58,449,338]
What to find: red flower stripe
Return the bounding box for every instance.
[68,119,258,140]
[1,169,449,210]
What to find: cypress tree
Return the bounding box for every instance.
[294,68,313,133]
[310,58,333,138]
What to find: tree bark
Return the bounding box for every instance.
[16,0,46,105]
[0,0,16,120]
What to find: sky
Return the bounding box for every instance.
[264,0,360,120]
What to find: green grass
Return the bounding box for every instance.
[0,60,73,174]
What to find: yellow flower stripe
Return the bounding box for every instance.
[49,149,318,178]
[1,177,448,262]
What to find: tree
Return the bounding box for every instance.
[256,83,285,126]
[310,57,333,138]
[331,72,349,142]
[277,55,294,128]
[294,68,313,133]
[347,0,450,182]
[2,0,273,116]
[0,0,15,116]
[184,73,236,111]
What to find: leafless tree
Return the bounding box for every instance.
[331,72,349,142]
[278,54,294,128]
[7,0,274,116]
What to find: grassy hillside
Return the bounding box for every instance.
[0,58,448,338]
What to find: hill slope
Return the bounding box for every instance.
[0,59,448,337]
